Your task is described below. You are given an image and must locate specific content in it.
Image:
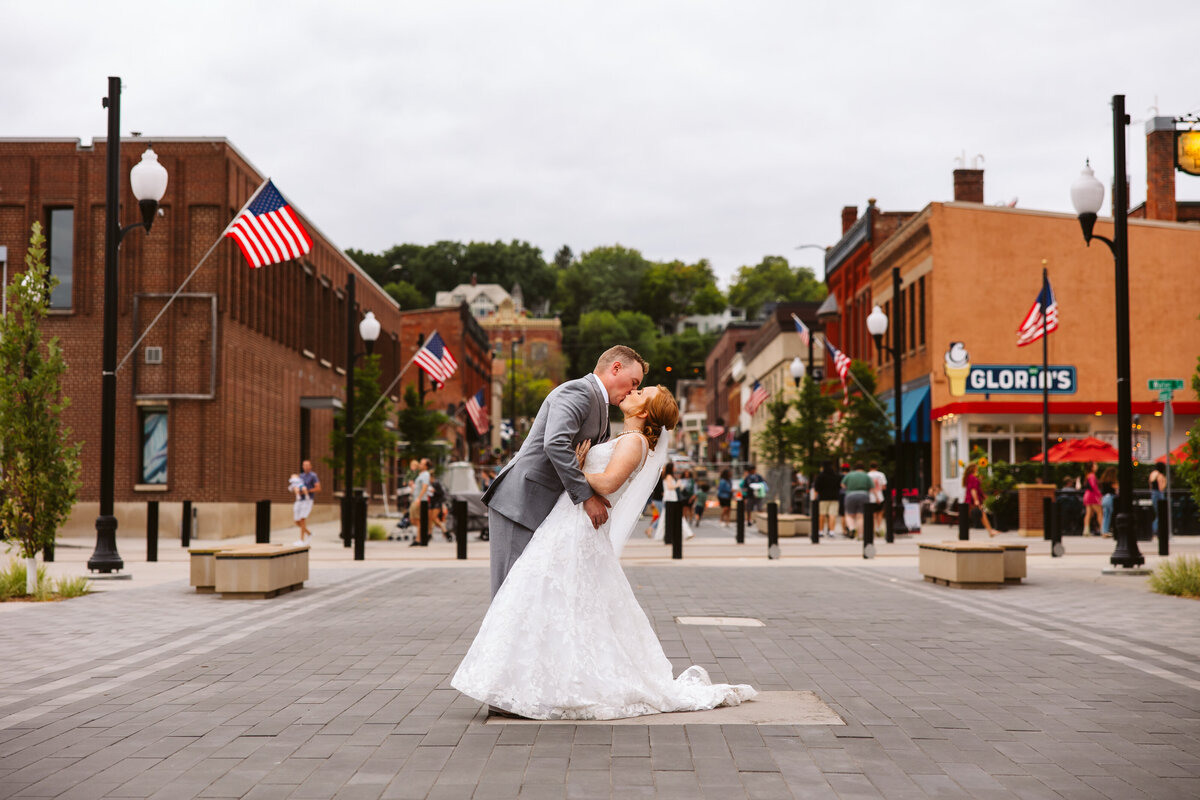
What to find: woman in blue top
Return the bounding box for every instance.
[717,469,733,528]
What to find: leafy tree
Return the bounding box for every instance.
[555,245,651,327]
[727,256,827,319]
[792,376,838,480]
[0,223,82,593]
[553,245,573,271]
[755,394,797,466]
[395,385,450,465]
[1175,355,1200,507]
[324,354,397,489]
[383,280,425,310]
[834,361,894,474]
[636,259,725,332]
[651,328,716,388]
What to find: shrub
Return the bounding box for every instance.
[1148,555,1200,599]
[367,523,387,541]
[0,559,90,601]
[55,575,91,599]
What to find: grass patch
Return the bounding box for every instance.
[367,523,388,541]
[1148,555,1200,599]
[0,559,91,601]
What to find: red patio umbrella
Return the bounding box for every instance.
[1031,436,1119,463]
[1156,442,1194,465]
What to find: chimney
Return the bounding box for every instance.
[841,205,858,233]
[953,168,984,203]
[1145,117,1177,221]
[470,272,477,287]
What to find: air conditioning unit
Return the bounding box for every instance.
[145,346,163,365]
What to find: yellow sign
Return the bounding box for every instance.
[1178,130,1200,176]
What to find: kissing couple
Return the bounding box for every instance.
[452,346,756,719]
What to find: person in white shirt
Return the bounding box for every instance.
[867,462,887,534]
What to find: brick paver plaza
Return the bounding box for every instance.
[2,521,1198,799]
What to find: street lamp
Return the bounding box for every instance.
[342,276,381,555]
[790,356,805,388]
[867,266,905,533]
[88,77,168,574]
[508,336,524,456]
[1070,94,1142,569]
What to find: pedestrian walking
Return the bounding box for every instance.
[692,482,709,524]
[814,462,842,537]
[867,461,887,534]
[1082,461,1103,536]
[717,469,733,528]
[1099,467,1117,537]
[841,463,872,540]
[741,465,765,526]
[292,459,320,543]
[962,462,995,537]
[1148,463,1167,536]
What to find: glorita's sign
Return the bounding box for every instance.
[965,365,1076,394]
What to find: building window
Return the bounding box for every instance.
[140,407,168,484]
[918,276,926,347]
[907,283,916,353]
[944,438,959,479]
[47,208,74,309]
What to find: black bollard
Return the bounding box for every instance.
[1050,499,1063,557]
[885,491,896,543]
[255,499,271,544]
[957,502,970,541]
[341,496,352,548]
[454,499,468,560]
[810,510,820,545]
[1042,497,1053,541]
[181,500,192,547]
[420,499,430,546]
[353,490,366,561]
[1157,496,1170,557]
[666,500,683,560]
[863,503,876,559]
[736,498,745,544]
[767,502,779,558]
[147,501,159,562]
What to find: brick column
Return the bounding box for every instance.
[1016,483,1057,538]
[1145,117,1177,222]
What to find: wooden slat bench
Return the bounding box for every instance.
[210,544,309,599]
[918,541,1005,589]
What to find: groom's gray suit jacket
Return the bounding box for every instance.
[482,376,610,530]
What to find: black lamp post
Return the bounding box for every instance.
[866,267,905,532]
[341,274,380,551]
[508,336,524,456]
[88,77,168,574]
[1070,94,1142,569]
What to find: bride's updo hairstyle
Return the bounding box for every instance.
[641,385,679,451]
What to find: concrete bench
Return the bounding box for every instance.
[918,541,1005,589]
[751,512,810,537]
[211,544,309,599]
[999,543,1028,584]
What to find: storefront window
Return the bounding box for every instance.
[944,439,959,479]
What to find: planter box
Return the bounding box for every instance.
[212,544,309,599]
[1000,543,1028,583]
[751,512,810,537]
[1016,483,1056,537]
[918,541,1004,589]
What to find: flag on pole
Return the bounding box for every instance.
[465,388,489,434]
[822,337,853,405]
[744,380,769,415]
[414,331,458,389]
[1016,276,1059,346]
[706,424,726,439]
[791,313,811,347]
[224,180,313,268]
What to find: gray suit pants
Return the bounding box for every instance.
[489,508,536,598]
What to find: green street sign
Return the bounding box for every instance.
[1158,389,1174,403]
[1148,379,1185,391]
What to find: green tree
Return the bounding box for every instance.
[395,385,450,464]
[324,354,397,489]
[0,223,82,593]
[792,377,838,480]
[636,259,725,331]
[1175,355,1200,507]
[383,280,425,310]
[755,394,797,466]
[652,328,717,388]
[835,361,895,473]
[727,256,827,319]
[555,245,651,327]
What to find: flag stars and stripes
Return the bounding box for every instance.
[414,331,458,389]
[1017,277,1059,347]
[744,380,769,415]
[224,180,313,269]
[466,388,489,434]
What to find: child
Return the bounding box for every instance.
[693,482,709,524]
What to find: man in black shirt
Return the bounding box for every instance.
[814,462,842,538]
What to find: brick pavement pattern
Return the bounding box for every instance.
[1,561,1199,799]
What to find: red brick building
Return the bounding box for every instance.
[702,321,758,463]
[0,137,421,537]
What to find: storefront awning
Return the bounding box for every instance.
[885,385,931,442]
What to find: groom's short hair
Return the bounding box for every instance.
[595,345,648,375]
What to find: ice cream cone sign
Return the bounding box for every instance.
[945,342,971,397]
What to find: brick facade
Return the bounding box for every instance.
[0,138,422,537]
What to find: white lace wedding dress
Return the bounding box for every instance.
[452,433,757,720]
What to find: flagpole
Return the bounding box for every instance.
[1041,261,1050,485]
[115,177,271,373]
[351,352,419,438]
[822,335,889,418]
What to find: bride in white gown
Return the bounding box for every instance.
[452,385,757,720]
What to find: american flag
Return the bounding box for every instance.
[744,380,769,415]
[414,331,458,389]
[791,313,810,347]
[465,388,489,434]
[1016,276,1059,347]
[822,337,853,405]
[706,424,725,439]
[224,180,313,268]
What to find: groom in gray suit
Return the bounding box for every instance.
[482,345,647,597]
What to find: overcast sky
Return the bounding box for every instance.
[4,1,1198,287]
